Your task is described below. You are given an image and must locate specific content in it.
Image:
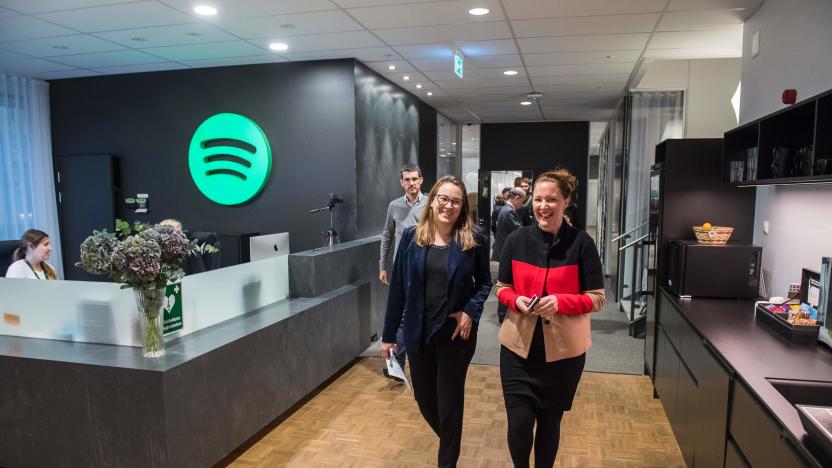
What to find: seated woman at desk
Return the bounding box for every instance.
[5,229,59,280]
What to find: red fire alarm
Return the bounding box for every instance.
[782,89,797,105]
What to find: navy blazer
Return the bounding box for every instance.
[382,225,493,355]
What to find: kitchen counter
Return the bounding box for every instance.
[662,288,832,465]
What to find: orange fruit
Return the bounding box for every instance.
[702,222,713,229]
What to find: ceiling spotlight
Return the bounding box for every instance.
[269,42,289,51]
[280,24,296,29]
[53,45,69,50]
[427,92,433,96]
[403,75,410,80]
[468,7,490,15]
[388,64,396,70]
[520,101,532,106]
[130,37,147,42]
[186,32,202,37]
[503,70,518,76]
[193,5,218,16]
[416,84,422,89]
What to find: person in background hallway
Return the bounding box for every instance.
[563,200,583,230]
[5,229,59,280]
[516,177,534,226]
[490,188,510,236]
[381,176,492,468]
[379,164,427,381]
[496,169,605,468]
[492,187,526,323]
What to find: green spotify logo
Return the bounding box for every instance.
[188,113,272,205]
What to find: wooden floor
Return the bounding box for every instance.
[229,358,683,467]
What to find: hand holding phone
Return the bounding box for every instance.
[527,294,540,313]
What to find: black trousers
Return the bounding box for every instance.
[506,402,564,468]
[408,327,477,468]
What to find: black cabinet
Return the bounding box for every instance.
[725,439,749,468]
[693,342,731,468]
[655,325,680,424]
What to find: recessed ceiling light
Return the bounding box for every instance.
[280,24,296,29]
[468,7,490,15]
[186,32,202,37]
[388,64,396,70]
[427,92,433,96]
[403,75,410,80]
[269,42,289,51]
[130,37,147,42]
[503,70,518,76]
[193,5,217,16]
[416,84,422,89]
[53,45,68,50]
[520,101,532,106]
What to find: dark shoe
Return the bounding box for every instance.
[382,367,404,383]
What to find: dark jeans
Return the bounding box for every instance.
[408,324,477,468]
[506,402,564,468]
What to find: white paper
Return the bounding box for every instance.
[386,356,411,390]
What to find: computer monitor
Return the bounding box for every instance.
[0,240,19,277]
[249,233,290,261]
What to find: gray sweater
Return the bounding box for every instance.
[379,193,426,271]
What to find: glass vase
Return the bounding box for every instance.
[133,287,166,358]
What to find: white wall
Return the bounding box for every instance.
[741,0,832,296]
[636,58,741,138]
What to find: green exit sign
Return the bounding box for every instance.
[454,50,464,79]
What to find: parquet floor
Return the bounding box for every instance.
[228,358,684,467]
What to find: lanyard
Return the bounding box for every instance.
[24,260,49,280]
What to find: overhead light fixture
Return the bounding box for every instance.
[520,101,532,106]
[53,45,68,50]
[186,32,202,37]
[503,70,518,76]
[468,7,490,15]
[427,92,433,96]
[403,75,410,80]
[388,64,396,70]
[130,37,147,42]
[269,42,289,51]
[416,84,423,89]
[193,5,218,16]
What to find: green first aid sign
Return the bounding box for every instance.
[163,282,183,335]
[189,113,272,205]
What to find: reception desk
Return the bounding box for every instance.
[0,236,384,468]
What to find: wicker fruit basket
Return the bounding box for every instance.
[692,226,734,245]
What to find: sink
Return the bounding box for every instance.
[767,378,832,406]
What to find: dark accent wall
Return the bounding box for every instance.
[50,60,357,254]
[481,121,590,221]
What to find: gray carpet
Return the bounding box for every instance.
[362,263,644,375]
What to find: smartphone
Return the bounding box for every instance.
[527,294,540,312]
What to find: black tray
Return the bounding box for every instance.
[755,304,819,342]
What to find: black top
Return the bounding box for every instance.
[423,244,450,339]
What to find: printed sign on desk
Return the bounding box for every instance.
[163,282,183,335]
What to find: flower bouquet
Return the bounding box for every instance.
[77,220,196,358]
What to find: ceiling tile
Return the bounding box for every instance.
[459,39,518,57]
[0,58,74,74]
[363,59,415,72]
[217,10,362,38]
[248,31,382,53]
[503,0,666,20]
[346,0,505,29]
[648,28,742,49]
[93,23,238,48]
[93,61,188,75]
[1,34,124,57]
[437,77,532,89]
[34,69,102,80]
[141,41,267,61]
[377,71,429,84]
[0,0,129,14]
[666,0,763,13]
[657,10,745,32]
[0,16,76,43]
[0,48,28,61]
[393,43,454,60]
[518,34,650,54]
[642,46,741,59]
[36,1,195,32]
[512,14,659,38]
[283,46,399,62]
[524,50,642,66]
[374,21,511,45]
[159,0,337,18]
[333,0,446,6]
[182,55,289,69]
[527,62,635,76]
[0,6,18,17]
[426,67,528,81]
[530,73,629,86]
[51,49,166,68]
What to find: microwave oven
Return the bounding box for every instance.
[666,240,762,299]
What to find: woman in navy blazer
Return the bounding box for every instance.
[382,175,492,468]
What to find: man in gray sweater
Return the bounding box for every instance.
[379,164,426,380]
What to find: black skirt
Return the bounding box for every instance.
[500,317,585,410]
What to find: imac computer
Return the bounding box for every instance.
[249,233,290,261]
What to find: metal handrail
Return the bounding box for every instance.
[610,221,649,243]
[618,233,650,252]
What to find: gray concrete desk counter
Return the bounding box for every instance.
[0,238,383,468]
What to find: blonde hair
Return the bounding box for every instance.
[534,168,578,200]
[415,176,479,251]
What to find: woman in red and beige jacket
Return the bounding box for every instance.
[495,169,605,468]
